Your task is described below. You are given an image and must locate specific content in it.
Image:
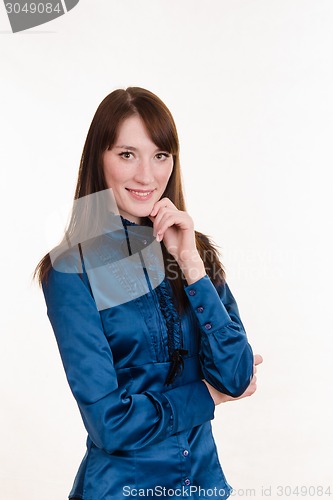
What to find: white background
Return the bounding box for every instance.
[1,1,332,499]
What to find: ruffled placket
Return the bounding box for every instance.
[120,215,188,386]
[154,279,188,386]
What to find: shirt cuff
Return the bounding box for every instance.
[184,274,232,333]
[162,379,215,434]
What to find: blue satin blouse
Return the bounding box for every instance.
[42,214,254,500]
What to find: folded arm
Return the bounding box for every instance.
[184,274,254,397]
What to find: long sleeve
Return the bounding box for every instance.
[184,274,254,397]
[42,263,215,455]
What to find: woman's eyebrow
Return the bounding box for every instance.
[114,145,137,151]
[114,145,166,152]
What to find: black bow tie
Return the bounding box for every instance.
[165,348,189,386]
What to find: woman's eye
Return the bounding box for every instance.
[155,153,170,160]
[119,152,133,159]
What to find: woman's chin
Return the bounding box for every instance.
[127,203,155,218]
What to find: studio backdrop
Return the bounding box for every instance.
[1,1,332,499]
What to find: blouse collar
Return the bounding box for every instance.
[119,214,153,228]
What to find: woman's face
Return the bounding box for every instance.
[102,114,174,224]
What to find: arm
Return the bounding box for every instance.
[203,354,263,404]
[146,198,254,398]
[42,263,215,455]
[183,274,254,398]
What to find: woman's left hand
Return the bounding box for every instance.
[148,198,199,266]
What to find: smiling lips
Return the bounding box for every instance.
[126,188,155,200]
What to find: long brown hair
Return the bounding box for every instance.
[33,87,226,313]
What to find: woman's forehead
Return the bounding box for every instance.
[114,115,161,149]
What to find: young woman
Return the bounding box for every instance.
[34,87,262,500]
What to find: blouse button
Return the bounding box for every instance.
[204,323,212,330]
[197,306,204,313]
[184,478,191,486]
[188,289,196,296]
[182,449,189,457]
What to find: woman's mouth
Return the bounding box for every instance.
[126,188,155,201]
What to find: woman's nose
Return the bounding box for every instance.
[134,159,154,184]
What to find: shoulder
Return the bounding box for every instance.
[48,243,82,275]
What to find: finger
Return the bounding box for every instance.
[151,209,168,236]
[149,198,173,217]
[248,383,257,396]
[254,354,263,366]
[156,214,177,241]
[150,206,173,236]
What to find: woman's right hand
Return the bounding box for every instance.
[202,353,263,405]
